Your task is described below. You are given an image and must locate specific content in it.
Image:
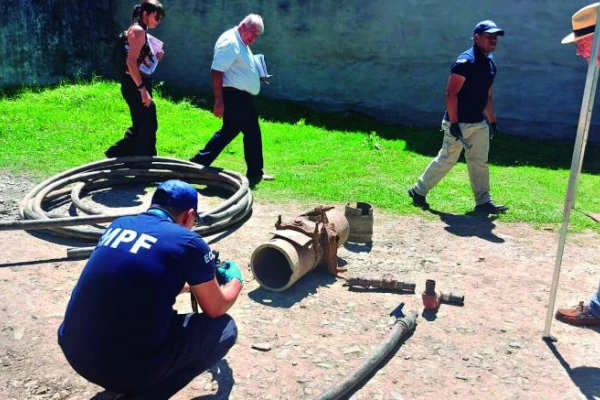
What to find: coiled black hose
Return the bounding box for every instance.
[8,157,252,241]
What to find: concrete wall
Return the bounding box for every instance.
[0,0,112,87]
[115,0,600,143]
[3,0,599,142]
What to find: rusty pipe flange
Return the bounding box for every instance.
[15,156,253,240]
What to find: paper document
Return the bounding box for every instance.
[253,54,273,79]
[148,34,163,53]
[139,34,163,75]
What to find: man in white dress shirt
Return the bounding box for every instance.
[190,14,273,187]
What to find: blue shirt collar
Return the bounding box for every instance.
[147,206,175,223]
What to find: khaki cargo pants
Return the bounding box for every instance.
[413,120,491,206]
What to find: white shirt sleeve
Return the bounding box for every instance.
[211,41,238,72]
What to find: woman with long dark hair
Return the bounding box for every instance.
[105,0,165,158]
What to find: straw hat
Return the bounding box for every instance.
[562,3,600,44]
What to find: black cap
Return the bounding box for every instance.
[474,20,505,36]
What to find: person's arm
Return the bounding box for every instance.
[190,278,242,318]
[484,86,496,123]
[211,70,225,118]
[126,25,152,107]
[445,73,466,123]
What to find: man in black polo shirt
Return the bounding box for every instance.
[408,20,508,215]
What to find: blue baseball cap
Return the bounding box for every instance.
[474,20,505,36]
[152,179,201,222]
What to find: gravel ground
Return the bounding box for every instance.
[1,172,599,400]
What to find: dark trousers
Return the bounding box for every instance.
[59,313,237,400]
[191,88,264,180]
[132,313,237,399]
[105,75,158,157]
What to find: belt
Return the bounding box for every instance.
[125,71,152,78]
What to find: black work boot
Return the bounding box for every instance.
[474,201,508,215]
[408,188,430,209]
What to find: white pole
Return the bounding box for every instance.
[543,21,600,340]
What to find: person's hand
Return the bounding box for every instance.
[215,260,244,287]
[449,123,462,140]
[156,50,164,61]
[140,88,153,107]
[489,122,498,140]
[212,100,224,118]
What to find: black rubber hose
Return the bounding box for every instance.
[7,156,252,241]
[314,311,418,400]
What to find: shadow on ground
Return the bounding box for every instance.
[343,241,373,253]
[89,360,234,400]
[159,83,600,174]
[6,81,600,173]
[191,360,234,400]
[247,268,336,308]
[88,186,147,211]
[545,340,600,400]
[428,209,505,243]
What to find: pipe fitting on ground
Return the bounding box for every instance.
[345,202,374,243]
[250,205,349,292]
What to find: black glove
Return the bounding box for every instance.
[489,122,498,140]
[449,123,462,140]
[215,261,228,285]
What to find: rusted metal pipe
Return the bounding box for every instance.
[320,208,350,246]
[250,206,349,292]
[251,237,323,292]
[345,275,416,293]
[299,207,350,247]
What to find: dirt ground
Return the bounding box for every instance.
[1,172,599,400]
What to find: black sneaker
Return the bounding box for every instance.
[408,188,429,209]
[474,201,508,215]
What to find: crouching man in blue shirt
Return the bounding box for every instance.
[58,179,243,399]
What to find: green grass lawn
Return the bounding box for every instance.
[1,79,599,232]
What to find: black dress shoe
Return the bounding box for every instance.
[474,201,508,214]
[189,156,204,165]
[247,171,274,185]
[247,175,262,187]
[408,188,429,209]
